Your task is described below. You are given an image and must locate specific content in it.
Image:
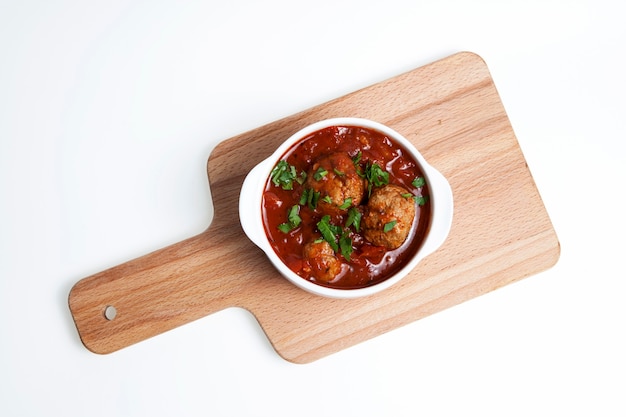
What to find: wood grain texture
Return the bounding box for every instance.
[68,52,560,363]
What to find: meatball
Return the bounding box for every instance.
[306,152,365,213]
[302,240,342,283]
[362,184,416,250]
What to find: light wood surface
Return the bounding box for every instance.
[68,52,560,363]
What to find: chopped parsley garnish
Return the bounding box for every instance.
[352,151,364,176]
[296,171,307,185]
[299,189,308,205]
[270,160,297,190]
[309,190,320,209]
[339,234,353,261]
[270,160,306,190]
[322,195,332,204]
[367,163,390,187]
[346,207,361,232]
[288,205,301,226]
[316,215,353,261]
[400,176,429,206]
[300,188,321,210]
[402,192,429,205]
[412,176,426,188]
[383,220,397,233]
[278,205,301,233]
[277,223,292,234]
[338,198,352,210]
[317,215,339,252]
[313,167,328,181]
[359,161,390,196]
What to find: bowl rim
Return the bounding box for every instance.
[239,117,453,299]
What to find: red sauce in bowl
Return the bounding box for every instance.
[262,125,430,289]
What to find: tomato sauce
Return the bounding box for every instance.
[262,125,430,289]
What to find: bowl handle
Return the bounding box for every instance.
[420,165,454,257]
[238,159,270,250]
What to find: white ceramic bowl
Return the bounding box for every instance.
[239,117,453,298]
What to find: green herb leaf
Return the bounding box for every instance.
[368,163,389,186]
[401,193,413,199]
[364,162,390,196]
[353,151,364,177]
[333,168,345,176]
[278,205,301,233]
[299,189,309,205]
[278,223,293,233]
[287,205,301,227]
[317,215,339,252]
[412,176,426,188]
[338,197,352,210]
[313,167,328,181]
[322,195,332,204]
[307,189,320,210]
[413,195,429,206]
[270,160,299,190]
[339,234,353,261]
[317,215,355,260]
[346,208,362,232]
[296,170,307,185]
[383,220,397,233]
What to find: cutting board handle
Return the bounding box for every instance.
[68,225,251,354]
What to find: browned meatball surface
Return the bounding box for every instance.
[302,240,342,283]
[306,152,365,213]
[362,184,416,250]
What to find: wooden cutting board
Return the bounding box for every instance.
[68,52,560,363]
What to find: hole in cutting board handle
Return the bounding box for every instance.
[103,305,117,321]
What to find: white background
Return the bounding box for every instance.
[1,1,624,416]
